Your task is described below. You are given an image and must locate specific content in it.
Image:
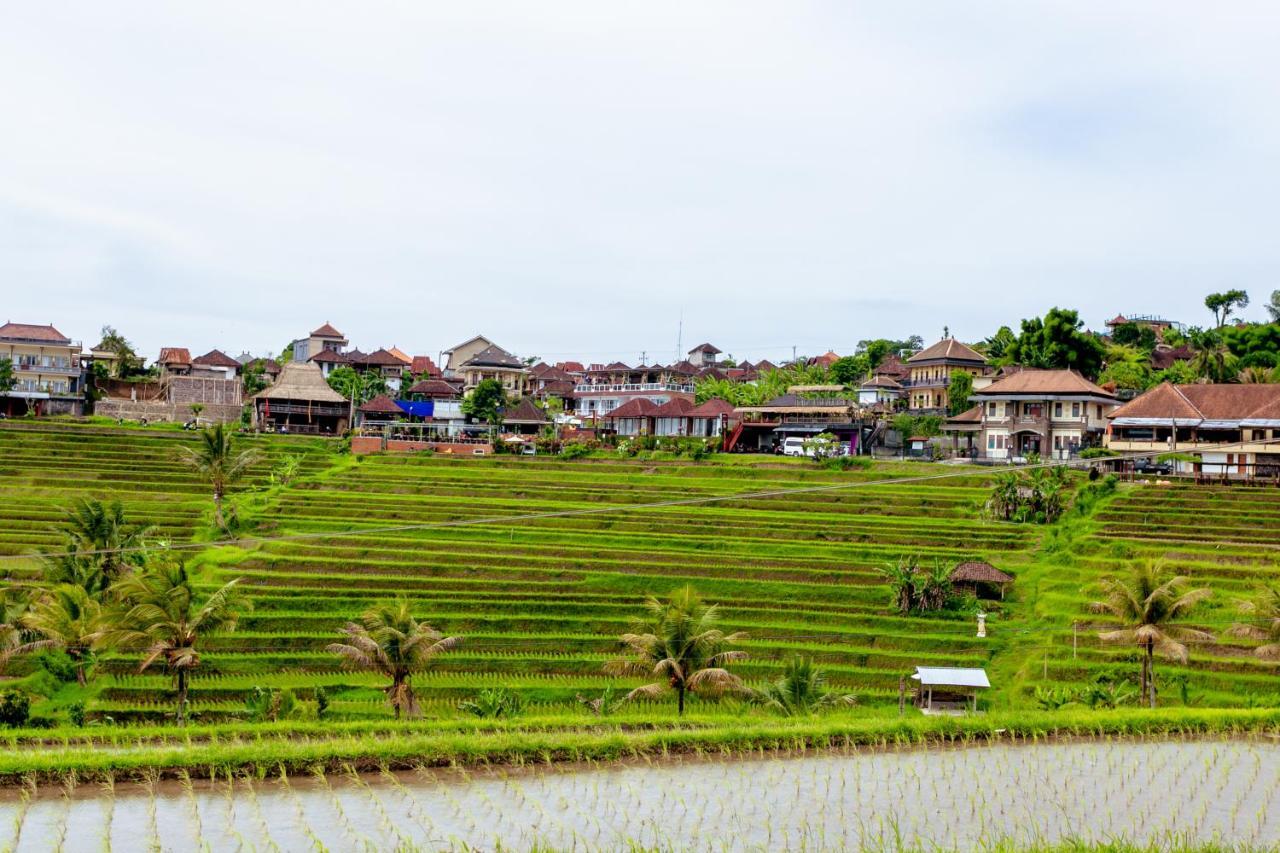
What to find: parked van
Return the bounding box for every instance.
[781,436,813,457]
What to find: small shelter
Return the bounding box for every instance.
[356,394,405,426]
[911,667,989,715]
[949,561,1014,600]
[501,397,549,436]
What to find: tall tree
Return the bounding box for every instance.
[95,326,144,378]
[1188,328,1237,383]
[104,560,246,725]
[178,424,261,531]
[830,355,868,387]
[605,585,748,715]
[1267,290,1280,323]
[1205,290,1249,327]
[946,371,974,416]
[0,358,14,393]
[327,599,461,718]
[982,326,1018,363]
[1090,562,1213,708]
[1006,308,1107,378]
[325,366,388,406]
[462,378,509,425]
[41,499,153,597]
[11,585,105,685]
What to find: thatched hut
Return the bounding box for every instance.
[949,560,1014,600]
[251,361,349,434]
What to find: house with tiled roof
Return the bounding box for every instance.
[409,355,442,379]
[857,374,904,408]
[456,343,531,396]
[904,338,993,413]
[191,349,241,380]
[155,348,193,377]
[291,323,349,364]
[0,321,84,416]
[574,359,695,421]
[687,343,722,367]
[1106,383,1280,478]
[352,348,411,392]
[969,369,1117,460]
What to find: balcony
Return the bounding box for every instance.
[575,382,694,394]
[901,377,949,389]
[13,361,80,376]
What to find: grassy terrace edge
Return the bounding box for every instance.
[3,707,1277,784]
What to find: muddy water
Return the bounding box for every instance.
[1,740,1278,851]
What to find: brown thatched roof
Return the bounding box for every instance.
[252,361,347,403]
[950,561,1014,584]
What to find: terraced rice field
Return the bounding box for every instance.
[1016,481,1280,707]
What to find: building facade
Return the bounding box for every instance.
[904,338,992,413]
[969,370,1117,460]
[0,322,84,416]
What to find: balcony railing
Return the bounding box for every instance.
[575,382,694,394]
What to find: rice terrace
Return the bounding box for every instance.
[1,421,1279,852]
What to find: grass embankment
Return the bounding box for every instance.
[0,707,1276,784]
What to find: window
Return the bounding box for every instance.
[987,435,995,450]
[987,402,997,416]
[1096,405,1103,419]
[1072,403,1081,418]
[1053,403,1063,418]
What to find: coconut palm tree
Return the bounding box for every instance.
[40,499,153,596]
[1090,561,1213,708]
[103,560,246,725]
[0,587,31,665]
[605,585,748,715]
[1228,584,1280,661]
[177,423,261,530]
[8,585,105,685]
[327,600,461,719]
[756,656,855,716]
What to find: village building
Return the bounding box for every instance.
[857,375,904,409]
[574,361,695,421]
[251,361,349,434]
[687,343,723,368]
[904,338,992,413]
[731,389,867,453]
[291,322,349,363]
[308,347,350,378]
[352,348,410,393]
[440,335,496,378]
[968,369,1117,460]
[448,343,529,396]
[191,349,242,380]
[1106,383,1280,478]
[0,322,84,416]
[911,667,989,715]
[500,397,550,436]
[154,348,194,377]
[1104,313,1183,340]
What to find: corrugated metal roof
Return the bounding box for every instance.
[912,667,990,688]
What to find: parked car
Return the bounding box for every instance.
[781,436,814,457]
[1133,458,1173,475]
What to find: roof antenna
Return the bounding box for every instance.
[676,310,683,363]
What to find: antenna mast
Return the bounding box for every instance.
[676,311,683,363]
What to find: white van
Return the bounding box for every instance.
[781,436,813,457]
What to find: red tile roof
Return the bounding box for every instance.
[358,394,404,414]
[157,347,192,365]
[906,338,987,365]
[311,322,345,338]
[192,349,241,368]
[689,343,722,354]
[386,346,412,365]
[310,349,350,364]
[973,369,1114,399]
[409,355,441,377]
[557,361,585,374]
[407,379,462,398]
[604,398,659,419]
[650,398,696,418]
[0,322,70,343]
[357,348,406,367]
[1110,382,1280,421]
[688,398,736,417]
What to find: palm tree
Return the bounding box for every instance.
[103,560,246,725]
[605,585,748,715]
[8,585,105,685]
[756,656,854,716]
[40,499,153,596]
[327,600,461,719]
[1090,562,1213,708]
[0,587,31,664]
[1228,584,1280,661]
[1188,329,1236,383]
[178,423,261,530]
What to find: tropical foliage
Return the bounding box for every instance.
[1090,561,1213,708]
[879,556,955,614]
[178,424,261,530]
[10,585,105,685]
[1228,584,1280,660]
[40,499,153,596]
[461,378,508,424]
[755,656,855,715]
[605,586,748,714]
[987,464,1069,524]
[328,600,461,718]
[1003,308,1106,378]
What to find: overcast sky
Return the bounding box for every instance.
[3,3,1278,365]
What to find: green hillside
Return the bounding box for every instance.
[0,422,1276,730]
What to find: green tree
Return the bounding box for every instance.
[1090,561,1212,708]
[241,361,269,397]
[982,326,1018,363]
[327,599,461,719]
[1006,308,1107,377]
[756,656,854,716]
[1098,360,1153,392]
[462,378,508,425]
[605,585,748,715]
[10,585,105,685]
[178,424,262,531]
[1188,328,1238,383]
[1111,323,1157,353]
[326,366,387,406]
[0,358,14,393]
[95,326,144,377]
[946,371,974,416]
[1205,289,1249,327]
[1266,290,1280,323]
[105,560,247,725]
[1153,360,1199,385]
[40,499,154,597]
[829,355,867,387]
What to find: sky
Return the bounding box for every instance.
[3,2,1279,366]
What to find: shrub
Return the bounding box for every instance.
[0,691,31,728]
[824,455,871,471]
[68,701,86,728]
[1079,447,1118,459]
[560,442,591,460]
[314,686,330,719]
[460,687,525,718]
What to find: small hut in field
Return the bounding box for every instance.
[949,561,1014,600]
[912,667,989,715]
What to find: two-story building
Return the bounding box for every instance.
[905,339,992,413]
[574,361,695,420]
[455,343,530,396]
[968,370,1117,460]
[1106,383,1280,478]
[0,322,84,416]
[291,323,349,363]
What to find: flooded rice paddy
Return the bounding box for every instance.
[2,739,1278,851]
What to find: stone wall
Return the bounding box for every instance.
[351,436,493,456]
[95,398,243,424]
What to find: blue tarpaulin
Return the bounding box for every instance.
[396,400,435,418]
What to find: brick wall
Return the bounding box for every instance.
[95,399,243,424]
[351,436,494,456]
